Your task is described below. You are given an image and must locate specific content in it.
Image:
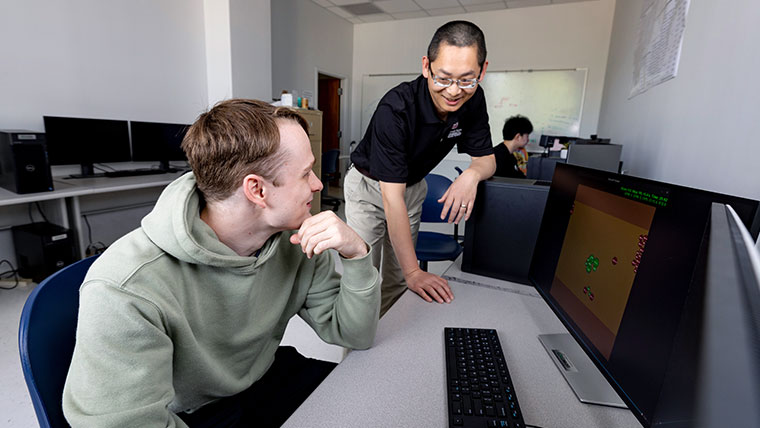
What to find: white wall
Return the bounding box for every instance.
[230,0,272,100]
[205,0,272,105]
[271,0,354,151]
[351,0,616,144]
[0,0,209,130]
[204,0,233,104]
[598,0,760,200]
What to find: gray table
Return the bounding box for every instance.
[0,167,186,258]
[283,262,640,428]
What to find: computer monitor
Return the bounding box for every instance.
[565,142,622,173]
[43,116,131,178]
[693,203,760,427]
[129,121,189,171]
[462,177,549,284]
[528,163,760,427]
[539,134,574,148]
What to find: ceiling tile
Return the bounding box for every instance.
[415,0,461,8]
[374,0,421,13]
[348,17,365,24]
[426,6,467,16]
[465,2,508,13]
[459,0,505,5]
[507,0,551,8]
[391,10,431,19]
[359,13,395,22]
[311,0,335,7]
[329,0,366,5]
[327,6,354,18]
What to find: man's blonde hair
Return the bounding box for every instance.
[181,99,308,201]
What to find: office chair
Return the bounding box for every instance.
[321,149,343,212]
[415,174,463,271]
[18,255,100,428]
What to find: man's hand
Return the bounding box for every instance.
[290,211,368,259]
[438,169,480,223]
[406,268,454,304]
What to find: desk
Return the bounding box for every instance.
[284,261,640,428]
[0,168,186,260]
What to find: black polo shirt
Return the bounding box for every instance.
[351,75,493,185]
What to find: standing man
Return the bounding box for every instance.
[494,115,533,178]
[346,21,496,315]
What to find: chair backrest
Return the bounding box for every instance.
[420,174,454,223]
[18,255,99,428]
[322,149,340,176]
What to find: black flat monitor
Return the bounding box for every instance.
[528,163,760,427]
[129,121,189,171]
[462,177,549,284]
[539,134,575,148]
[43,116,131,178]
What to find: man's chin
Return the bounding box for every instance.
[291,213,313,230]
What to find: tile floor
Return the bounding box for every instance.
[1,284,37,427]
[0,185,453,426]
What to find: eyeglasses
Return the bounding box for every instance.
[428,65,479,89]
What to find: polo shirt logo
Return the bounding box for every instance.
[447,128,462,139]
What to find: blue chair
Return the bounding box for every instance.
[18,255,99,428]
[321,148,343,212]
[415,174,463,271]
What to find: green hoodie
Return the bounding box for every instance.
[62,173,380,427]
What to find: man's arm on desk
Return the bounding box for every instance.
[380,181,454,304]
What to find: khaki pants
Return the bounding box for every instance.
[344,167,427,316]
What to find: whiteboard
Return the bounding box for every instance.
[360,69,587,147]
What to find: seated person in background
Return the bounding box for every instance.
[494,115,533,178]
[63,99,381,428]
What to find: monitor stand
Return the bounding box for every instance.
[159,160,182,173]
[538,333,627,408]
[67,162,105,179]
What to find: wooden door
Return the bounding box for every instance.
[318,77,340,152]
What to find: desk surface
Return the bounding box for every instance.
[284,263,640,428]
[0,169,187,207]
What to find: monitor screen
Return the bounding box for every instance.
[43,116,131,167]
[129,121,189,164]
[529,163,760,427]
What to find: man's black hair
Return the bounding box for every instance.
[502,115,533,140]
[427,21,487,68]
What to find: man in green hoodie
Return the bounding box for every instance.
[62,99,381,427]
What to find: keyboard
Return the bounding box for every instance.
[445,327,526,428]
[103,169,167,178]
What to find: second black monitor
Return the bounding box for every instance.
[130,121,189,170]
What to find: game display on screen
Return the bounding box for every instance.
[550,185,657,359]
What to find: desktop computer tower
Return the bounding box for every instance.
[0,130,54,194]
[12,222,76,282]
